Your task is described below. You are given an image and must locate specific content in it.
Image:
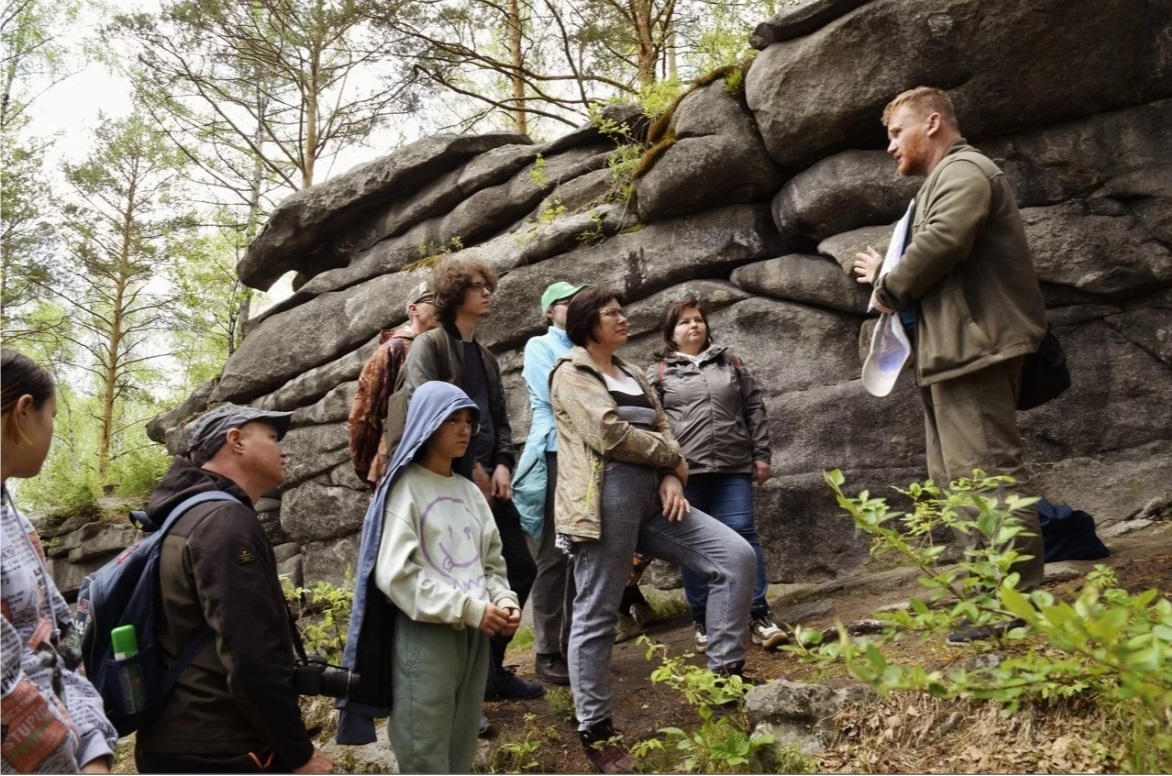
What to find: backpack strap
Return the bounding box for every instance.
[155,490,239,693]
[657,360,666,391]
[160,628,216,696]
[159,490,238,534]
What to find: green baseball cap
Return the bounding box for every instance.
[540,282,587,311]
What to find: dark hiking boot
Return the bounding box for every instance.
[579,718,635,774]
[946,618,1028,646]
[535,652,570,685]
[485,665,545,700]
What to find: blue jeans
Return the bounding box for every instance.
[681,473,769,620]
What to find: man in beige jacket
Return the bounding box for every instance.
[854,87,1047,645]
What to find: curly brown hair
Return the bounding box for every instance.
[431,256,499,325]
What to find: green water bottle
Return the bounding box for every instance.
[111,625,146,715]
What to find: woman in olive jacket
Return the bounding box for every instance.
[551,287,755,773]
[648,298,787,651]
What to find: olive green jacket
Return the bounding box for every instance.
[549,347,684,542]
[874,140,1046,385]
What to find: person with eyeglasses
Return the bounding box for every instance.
[512,281,588,687]
[340,381,520,773]
[398,256,542,703]
[549,287,756,773]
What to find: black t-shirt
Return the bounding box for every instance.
[462,340,496,466]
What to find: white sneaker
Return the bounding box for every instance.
[693,621,708,653]
[750,613,788,649]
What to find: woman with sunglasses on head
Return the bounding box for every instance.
[648,298,786,655]
[1,349,117,774]
[549,288,755,773]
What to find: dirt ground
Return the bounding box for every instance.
[110,525,1170,774]
[479,525,1172,774]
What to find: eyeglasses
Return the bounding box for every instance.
[469,282,494,294]
[599,307,627,319]
[443,418,481,435]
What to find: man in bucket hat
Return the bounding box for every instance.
[135,404,333,774]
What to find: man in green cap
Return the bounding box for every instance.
[513,281,586,685]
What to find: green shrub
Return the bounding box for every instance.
[786,470,1172,773]
[283,570,355,663]
[633,636,775,773]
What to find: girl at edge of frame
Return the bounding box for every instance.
[1,348,118,774]
[647,298,788,653]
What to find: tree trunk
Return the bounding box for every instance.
[303,51,319,187]
[98,181,136,485]
[507,0,527,134]
[664,10,677,80]
[630,0,657,89]
[231,85,267,355]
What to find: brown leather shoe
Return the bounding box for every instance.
[580,719,636,774]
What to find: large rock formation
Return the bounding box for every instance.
[137,0,1170,591]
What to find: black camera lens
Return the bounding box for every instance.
[292,657,360,699]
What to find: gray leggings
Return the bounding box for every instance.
[567,459,755,730]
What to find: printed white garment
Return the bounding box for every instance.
[373,464,517,630]
[1,487,117,774]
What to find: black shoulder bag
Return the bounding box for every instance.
[1017,326,1071,411]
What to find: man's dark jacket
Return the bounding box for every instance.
[398,322,516,472]
[136,457,313,768]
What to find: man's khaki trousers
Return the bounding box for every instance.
[920,355,1045,592]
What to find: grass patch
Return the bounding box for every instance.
[507,625,535,655]
[545,686,576,724]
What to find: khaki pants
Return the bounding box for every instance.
[920,356,1044,592]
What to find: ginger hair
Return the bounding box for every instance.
[882,86,959,131]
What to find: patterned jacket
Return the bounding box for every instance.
[1,487,117,773]
[348,326,417,484]
[549,347,684,542]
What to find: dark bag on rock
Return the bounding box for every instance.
[1038,497,1110,563]
[1017,327,1071,411]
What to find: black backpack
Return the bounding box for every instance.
[74,491,238,735]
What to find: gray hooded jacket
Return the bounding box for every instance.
[648,346,771,475]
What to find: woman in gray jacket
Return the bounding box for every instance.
[648,299,787,651]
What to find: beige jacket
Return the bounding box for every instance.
[874,140,1046,385]
[550,346,684,542]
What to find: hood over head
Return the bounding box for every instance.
[335,380,480,745]
[386,380,479,478]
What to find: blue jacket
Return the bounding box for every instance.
[512,326,572,539]
[336,381,480,745]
